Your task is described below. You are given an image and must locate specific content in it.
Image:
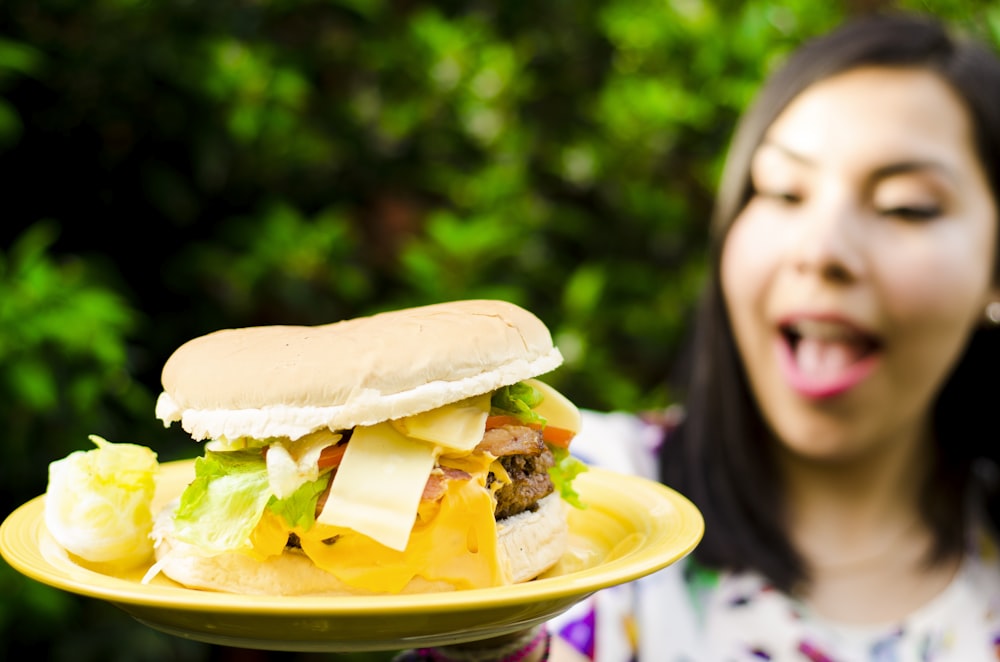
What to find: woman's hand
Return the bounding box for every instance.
[393,625,554,662]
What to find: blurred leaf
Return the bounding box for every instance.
[0,100,22,147]
[6,357,59,411]
[0,37,43,77]
[563,264,606,319]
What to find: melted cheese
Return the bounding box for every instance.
[297,474,504,593]
[317,421,438,551]
[245,472,503,593]
[391,394,491,451]
[248,509,294,559]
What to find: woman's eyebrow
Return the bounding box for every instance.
[755,140,815,167]
[870,160,958,184]
[758,140,958,184]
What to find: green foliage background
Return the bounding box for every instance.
[0,1,997,660]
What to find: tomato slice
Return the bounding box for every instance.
[542,425,575,449]
[317,443,347,470]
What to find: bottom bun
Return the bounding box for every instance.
[150,493,568,595]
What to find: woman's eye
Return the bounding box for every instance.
[879,205,941,221]
[757,189,802,204]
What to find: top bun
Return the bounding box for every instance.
[156,299,563,442]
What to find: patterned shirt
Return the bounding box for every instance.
[553,411,1000,662]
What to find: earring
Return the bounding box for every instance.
[986,301,1000,325]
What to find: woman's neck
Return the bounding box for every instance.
[781,438,926,550]
[776,427,960,624]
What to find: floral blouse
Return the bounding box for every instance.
[553,411,1000,662]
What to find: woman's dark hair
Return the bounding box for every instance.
[660,11,1000,592]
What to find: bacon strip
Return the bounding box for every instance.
[422,466,472,502]
[475,425,545,457]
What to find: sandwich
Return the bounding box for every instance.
[149,299,586,595]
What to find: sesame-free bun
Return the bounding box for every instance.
[155,300,564,442]
[151,493,568,595]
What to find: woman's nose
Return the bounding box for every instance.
[790,199,866,284]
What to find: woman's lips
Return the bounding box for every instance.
[775,317,882,399]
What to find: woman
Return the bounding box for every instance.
[398,10,1000,661]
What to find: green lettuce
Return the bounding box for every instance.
[267,472,330,531]
[490,382,546,426]
[173,449,329,552]
[173,450,271,552]
[548,446,588,509]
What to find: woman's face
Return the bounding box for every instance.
[722,66,998,461]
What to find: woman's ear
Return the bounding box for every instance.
[984,289,1000,326]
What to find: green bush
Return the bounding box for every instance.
[1,1,997,660]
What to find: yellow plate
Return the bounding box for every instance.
[1,460,703,652]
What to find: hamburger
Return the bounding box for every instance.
[149,299,586,595]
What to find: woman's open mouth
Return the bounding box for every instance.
[777,318,882,399]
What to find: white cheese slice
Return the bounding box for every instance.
[526,378,581,433]
[391,394,491,451]
[265,430,341,500]
[318,422,438,551]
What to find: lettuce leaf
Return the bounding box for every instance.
[266,472,330,531]
[548,446,588,510]
[490,382,546,426]
[45,435,159,567]
[173,449,330,552]
[173,450,273,552]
